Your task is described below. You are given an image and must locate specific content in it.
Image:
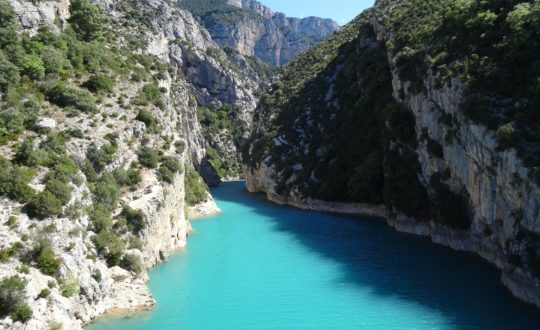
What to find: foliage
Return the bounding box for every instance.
[93,230,125,267]
[68,0,109,41]
[0,157,36,204]
[185,168,208,205]
[245,55,274,82]
[179,0,259,25]
[89,204,112,232]
[121,206,145,235]
[135,109,157,133]
[197,104,248,143]
[86,143,117,173]
[120,253,144,274]
[29,191,63,218]
[37,288,50,299]
[82,73,115,94]
[245,13,406,203]
[91,174,119,212]
[59,278,80,298]
[35,247,61,276]
[381,0,540,170]
[0,276,32,323]
[112,167,141,188]
[132,83,164,109]
[45,82,97,112]
[137,147,159,169]
[158,156,183,183]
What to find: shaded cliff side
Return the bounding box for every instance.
[243,0,540,308]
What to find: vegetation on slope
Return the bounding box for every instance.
[244,12,432,220]
[0,0,188,319]
[379,0,540,175]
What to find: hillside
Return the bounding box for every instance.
[0,0,265,328]
[178,0,340,66]
[243,0,540,308]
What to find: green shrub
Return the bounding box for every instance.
[174,141,186,154]
[0,157,36,204]
[94,231,125,267]
[83,74,115,93]
[185,168,208,205]
[120,253,144,274]
[10,303,32,323]
[133,84,164,108]
[0,243,19,262]
[59,278,79,298]
[29,191,63,218]
[48,321,63,330]
[91,177,119,212]
[137,147,159,168]
[44,179,72,205]
[91,269,102,283]
[158,156,183,183]
[496,123,517,149]
[0,276,32,323]
[68,0,109,41]
[36,246,61,276]
[37,288,50,299]
[41,46,71,76]
[112,167,141,188]
[121,206,145,234]
[45,82,97,112]
[6,216,17,228]
[89,204,112,232]
[128,236,143,250]
[0,51,19,92]
[135,109,157,133]
[21,55,45,80]
[86,143,117,173]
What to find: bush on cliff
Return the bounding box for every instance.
[185,168,208,206]
[0,276,32,323]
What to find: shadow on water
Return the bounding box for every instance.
[212,182,540,329]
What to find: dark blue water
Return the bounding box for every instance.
[88,182,540,329]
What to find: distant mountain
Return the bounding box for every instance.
[178,0,340,66]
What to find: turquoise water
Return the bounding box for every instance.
[88,182,540,330]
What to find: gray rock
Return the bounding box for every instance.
[36,117,56,130]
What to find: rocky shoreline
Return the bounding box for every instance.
[244,166,540,309]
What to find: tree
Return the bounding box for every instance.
[0,51,19,92]
[68,0,109,41]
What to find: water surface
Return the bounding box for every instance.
[88,182,540,329]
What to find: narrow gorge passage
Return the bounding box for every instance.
[88,182,540,330]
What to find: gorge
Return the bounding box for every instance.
[0,0,540,329]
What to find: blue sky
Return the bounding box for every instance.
[258,0,375,25]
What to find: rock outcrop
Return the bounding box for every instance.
[243,1,540,309]
[0,0,237,328]
[181,0,340,66]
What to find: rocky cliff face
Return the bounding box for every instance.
[181,0,340,66]
[243,1,540,308]
[0,0,254,328]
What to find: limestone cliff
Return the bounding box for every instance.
[243,0,540,308]
[0,0,244,328]
[179,0,340,66]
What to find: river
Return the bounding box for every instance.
[88,181,540,329]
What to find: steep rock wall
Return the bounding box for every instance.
[243,3,540,308]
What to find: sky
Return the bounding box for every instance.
[258,0,375,25]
